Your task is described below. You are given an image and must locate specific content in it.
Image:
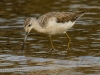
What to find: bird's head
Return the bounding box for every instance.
[24,18,36,34]
[21,18,36,50]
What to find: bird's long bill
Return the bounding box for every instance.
[21,32,28,50]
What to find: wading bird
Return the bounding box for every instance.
[22,11,84,50]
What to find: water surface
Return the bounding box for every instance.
[0,0,100,75]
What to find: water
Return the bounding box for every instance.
[0,0,100,75]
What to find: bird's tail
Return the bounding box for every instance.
[74,11,85,21]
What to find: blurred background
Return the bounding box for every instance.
[0,0,100,75]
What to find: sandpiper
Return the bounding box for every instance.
[22,11,84,50]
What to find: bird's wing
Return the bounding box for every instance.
[38,11,84,28]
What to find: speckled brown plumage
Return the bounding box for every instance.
[38,11,84,28]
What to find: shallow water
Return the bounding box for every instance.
[0,0,100,75]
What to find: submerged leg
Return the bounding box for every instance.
[65,32,71,50]
[49,35,55,50]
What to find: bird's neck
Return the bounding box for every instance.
[32,21,45,33]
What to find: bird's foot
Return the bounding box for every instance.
[52,47,55,50]
[67,47,70,50]
[50,48,57,52]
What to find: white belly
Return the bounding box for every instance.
[45,20,75,35]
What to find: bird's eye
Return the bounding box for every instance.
[28,24,31,27]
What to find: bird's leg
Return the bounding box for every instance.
[65,32,71,50]
[49,35,55,50]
